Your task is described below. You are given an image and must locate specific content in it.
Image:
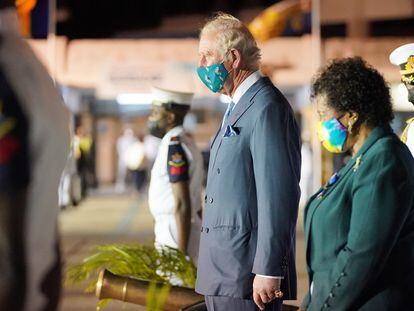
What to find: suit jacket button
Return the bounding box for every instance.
[335,282,340,287]
[329,292,334,298]
[217,168,220,174]
[323,303,329,308]
[205,227,209,233]
[209,198,213,204]
[201,227,204,232]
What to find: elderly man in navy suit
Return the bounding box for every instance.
[195,12,301,311]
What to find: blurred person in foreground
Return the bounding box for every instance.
[390,43,414,156]
[0,2,70,310]
[195,13,301,311]
[300,57,414,311]
[147,87,203,264]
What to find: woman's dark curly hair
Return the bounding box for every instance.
[311,57,394,128]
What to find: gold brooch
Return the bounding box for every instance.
[353,156,362,171]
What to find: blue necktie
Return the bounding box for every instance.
[221,101,235,128]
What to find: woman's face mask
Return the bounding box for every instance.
[317,118,348,153]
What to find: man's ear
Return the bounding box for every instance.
[229,48,242,70]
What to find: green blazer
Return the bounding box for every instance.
[302,126,414,311]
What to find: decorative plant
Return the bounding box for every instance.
[65,243,197,310]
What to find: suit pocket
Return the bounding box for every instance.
[209,227,254,280]
[215,136,243,169]
[221,135,240,145]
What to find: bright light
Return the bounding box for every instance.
[116,93,153,105]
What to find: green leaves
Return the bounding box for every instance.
[65,243,197,310]
[146,281,171,311]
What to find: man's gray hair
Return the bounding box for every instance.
[200,12,261,71]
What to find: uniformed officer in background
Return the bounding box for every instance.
[0,2,70,310]
[390,43,414,156]
[147,87,203,264]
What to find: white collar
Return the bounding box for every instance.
[162,126,184,143]
[232,70,263,105]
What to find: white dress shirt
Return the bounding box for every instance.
[232,70,263,106]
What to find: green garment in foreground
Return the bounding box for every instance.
[302,126,414,311]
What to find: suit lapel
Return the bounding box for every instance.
[209,77,271,170]
[209,126,222,149]
[209,98,251,151]
[210,77,271,149]
[304,156,357,263]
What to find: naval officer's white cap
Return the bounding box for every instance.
[389,43,414,84]
[389,43,414,66]
[151,87,194,107]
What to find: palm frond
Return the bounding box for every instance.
[65,243,197,310]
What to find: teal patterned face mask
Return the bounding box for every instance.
[197,62,229,93]
[197,51,233,93]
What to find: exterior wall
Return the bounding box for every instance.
[321,0,414,24]
[95,117,119,184]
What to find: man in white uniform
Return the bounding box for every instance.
[390,43,414,156]
[147,87,203,264]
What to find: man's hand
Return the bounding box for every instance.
[253,275,282,310]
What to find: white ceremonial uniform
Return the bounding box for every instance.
[389,44,414,156]
[405,119,414,156]
[148,126,203,263]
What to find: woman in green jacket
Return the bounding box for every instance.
[300,57,414,311]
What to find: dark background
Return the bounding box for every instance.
[27,0,414,39]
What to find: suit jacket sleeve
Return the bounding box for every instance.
[250,99,301,276]
[311,150,413,310]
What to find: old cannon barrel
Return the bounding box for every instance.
[96,269,204,310]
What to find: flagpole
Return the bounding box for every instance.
[311,0,322,191]
[47,0,57,83]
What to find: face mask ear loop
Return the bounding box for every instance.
[221,49,235,70]
[222,50,237,81]
[336,114,346,128]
